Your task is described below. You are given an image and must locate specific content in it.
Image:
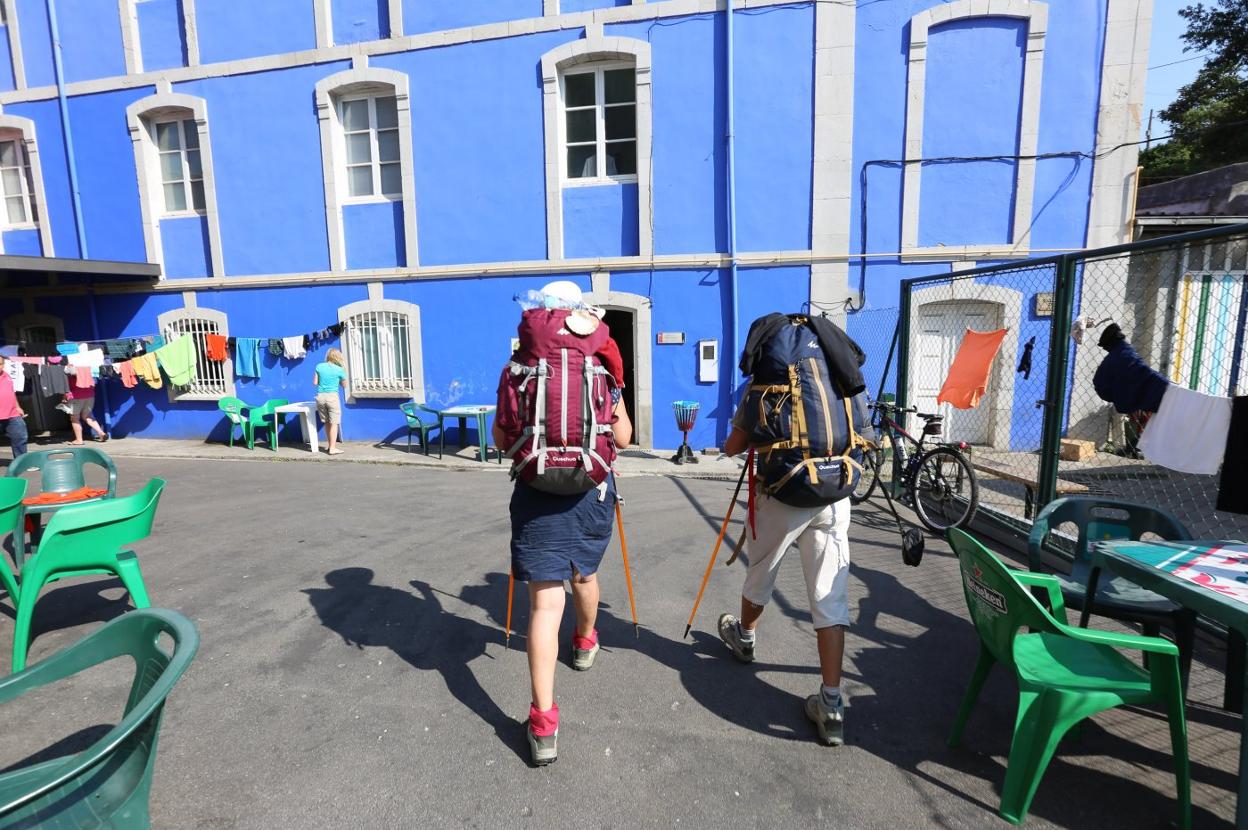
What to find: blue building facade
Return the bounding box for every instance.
[0,0,1152,450]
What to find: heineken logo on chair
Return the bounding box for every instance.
[965,566,1008,615]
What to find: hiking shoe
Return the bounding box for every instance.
[717,613,755,663]
[528,725,558,766]
[805,694,845,747]
[571,630,599,671]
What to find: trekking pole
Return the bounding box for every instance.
[683,449,752,639]
[504,570,515,650]
[613,476,640,637]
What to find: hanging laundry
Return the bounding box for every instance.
[936,328,1008,410]
[1017,336,1035,380]
[149,335,166,350]
[156,335,198,387]
[3,356,24,393]
[1137,384,1231,475]
[73,365,94,389]
[234,337,262,379]
[1092,332,1167,414]
[55,342,81,357]
[67,347,105,370]
[205,333,228,362]
[329,323,345,338]
[131,353,163,389]
[1217,397,1248,514]
[38,364,68,397]
[104,339,135,360]
[116,361,138,389]
[282,335,306,360]
[267,338,284,357]
[1070,316,1089,345]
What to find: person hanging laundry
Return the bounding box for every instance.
[936,328,1008,410]
[131,352,163,389]
[156,335,197,387]
[234,337,262,379]
[1017,336,1035,380]
[204,334,228,362]
[116,361,139,389]
[0,356,27,459]
[282,335,307,360]
[1217,397,1248,514]
[1092,325,1168,414]
[1137,384,1232,475]
[63,370,106,445]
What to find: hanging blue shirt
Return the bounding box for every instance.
[235,337,262,379]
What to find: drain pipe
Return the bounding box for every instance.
[724,0,740,434]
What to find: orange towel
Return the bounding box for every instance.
[23,486,108,506]
[205,333,228,362]
[117,361,138,388]
[936,328,1008,410]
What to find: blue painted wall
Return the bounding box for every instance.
[343,201,404,269]
[562,0,629,11]
[563,184,638,259]
[15,0,55,89]
[332,0,387,44]
[2,228,41,255]
[55,0,127,82]
[400,0,542,36]
[161,216,211,278]
[138,0,188,71]
[195,0,317,63]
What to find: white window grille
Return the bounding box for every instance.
[157,308,234,401]
[0,137,36,227]
[562,65,637,183]
[152,116,204,215]
[338,94,401,200]
[338,299,423,399]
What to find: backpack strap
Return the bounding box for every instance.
[787,364,815,484]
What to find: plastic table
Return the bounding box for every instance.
[1083,540,1248,827]
[435,404,498,463]
[273,401,321,454]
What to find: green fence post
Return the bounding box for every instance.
[1035,255,1078,513]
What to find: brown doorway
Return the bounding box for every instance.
[601,308,636,445]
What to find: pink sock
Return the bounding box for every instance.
[529,702,559,737]
[572,629,598,651]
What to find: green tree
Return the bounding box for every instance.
[1139,0,1248,180]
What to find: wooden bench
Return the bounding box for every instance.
[969,459,1089,519]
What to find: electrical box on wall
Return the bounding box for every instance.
[697,339,718,383]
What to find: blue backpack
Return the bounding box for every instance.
[739,317,872,507]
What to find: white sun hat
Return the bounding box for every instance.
[540,280,604,319]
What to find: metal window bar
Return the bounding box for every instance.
[345,310,412,394]
[163,317,225,397]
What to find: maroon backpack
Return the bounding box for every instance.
[495,309,618,494]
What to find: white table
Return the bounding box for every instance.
[274,401,321,453]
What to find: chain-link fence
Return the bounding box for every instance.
[875,223,1248,538]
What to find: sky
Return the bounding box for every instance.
[1142,1,1205,143]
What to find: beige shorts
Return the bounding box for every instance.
[741,492,852,629]
[316,393,341,425]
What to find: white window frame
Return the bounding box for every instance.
[560,61,639,188]
[0,134,36,230]
[150,114,206,218]
[337,298,424,401]
[336,92,402,204]
[156,306,235,401]
[0,116,53,255]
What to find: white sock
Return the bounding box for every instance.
[821,684,842,706]
[736,621,756,643]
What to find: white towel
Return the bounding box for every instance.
[282,336,306,360]
[67,347,105,369]
[1138,384,1232,475]
[5,358,23,393]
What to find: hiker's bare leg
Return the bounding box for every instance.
[326,423,339,452]
[570,571,599,639]
[816,625,845,688]
[528,580,565,710]
[739,595,764,631]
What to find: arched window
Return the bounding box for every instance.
[316,67,419,271]
[157,306,234,400]
[127,92,225,277]
[541,34,653,260]
[337,298,424,400]
[0,115,54,256]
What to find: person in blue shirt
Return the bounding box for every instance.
[313,348,347,455]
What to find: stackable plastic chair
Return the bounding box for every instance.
[0,608,199,828]
[0,478,28,603]
[947,528,1189,828]
[399,402,441,457]
[248,398,289,451]
[10,479,165,673]
[217,396,253,448]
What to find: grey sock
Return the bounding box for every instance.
[821,684,842,707]
[736,622,756,643]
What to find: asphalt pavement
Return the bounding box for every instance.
[0,457,1239,828]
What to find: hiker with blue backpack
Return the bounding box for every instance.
[494,280,631,767]
[717,313,873,747]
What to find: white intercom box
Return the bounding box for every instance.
[697,339,718,383]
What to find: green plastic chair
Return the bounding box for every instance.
[1029,497,1196,684]
[0,478,28,604]
[217,396,253,447]
[399,402,442,458]
[7,447,119,563]
[10,478,166,673]
[0,608,199,828]
[947,528,1189,828]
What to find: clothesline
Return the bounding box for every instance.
[0,320,346,354]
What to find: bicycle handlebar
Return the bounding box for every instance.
[871,401,917,414]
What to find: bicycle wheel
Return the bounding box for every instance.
[911,446,978,533]
[850,446,881,505]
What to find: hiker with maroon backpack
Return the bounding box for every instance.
[716,313,873,747]
[493,281,632,767]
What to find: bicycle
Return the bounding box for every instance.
[851,400,979,533]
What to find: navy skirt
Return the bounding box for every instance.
[510,478,615,582]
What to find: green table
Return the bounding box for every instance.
[1083,540,1248,827]
[436,404,499,463]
